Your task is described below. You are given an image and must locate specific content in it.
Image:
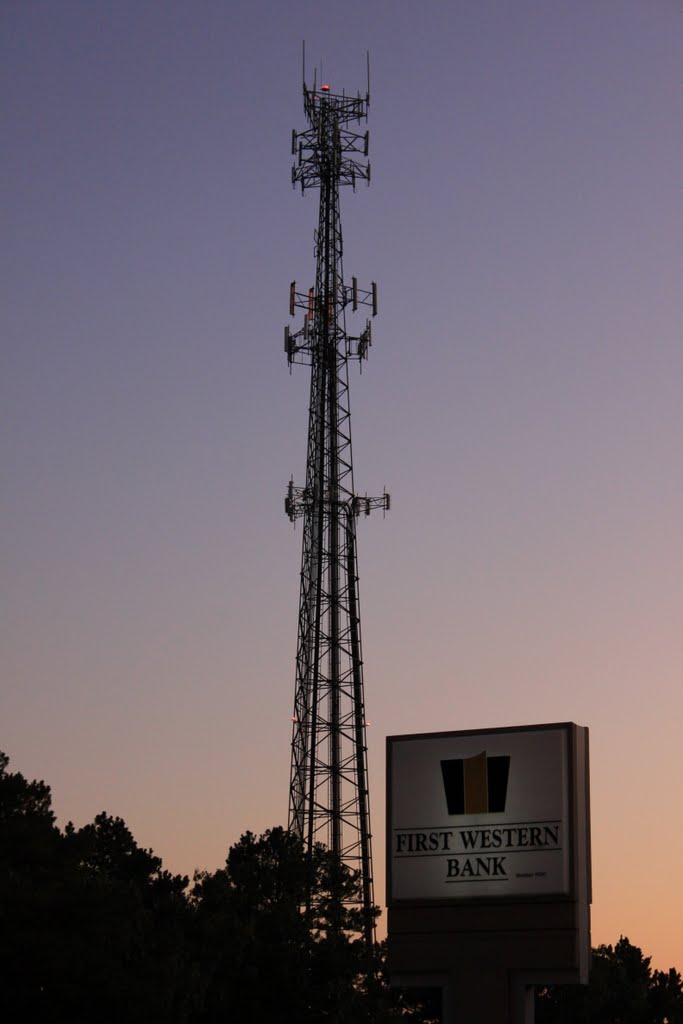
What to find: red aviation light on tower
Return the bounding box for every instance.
[321,84,330,91]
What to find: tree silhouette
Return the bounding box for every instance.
[0,752,190,1022]
[536,936,683,1023]
[2,751,680,1023]
[190,826,386,1022]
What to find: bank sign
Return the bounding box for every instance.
[388,724,580,901]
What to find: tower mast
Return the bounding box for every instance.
[284,65,387,945]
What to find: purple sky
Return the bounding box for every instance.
[2,1,681,970]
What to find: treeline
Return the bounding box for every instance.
[0,751,426,1023]
[1,752,681,1022]
[536,938,682,1023]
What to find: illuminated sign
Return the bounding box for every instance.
[388,724,585,902]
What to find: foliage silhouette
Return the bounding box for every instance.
[0,753,190,1022]
[191,826,383,1022]
[536,936,683,1023]
[2,752,680,1023]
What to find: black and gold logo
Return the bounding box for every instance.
[440,751,510,814]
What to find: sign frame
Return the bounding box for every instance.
[386,721,591,909]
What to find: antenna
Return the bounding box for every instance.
[366,51,371,102]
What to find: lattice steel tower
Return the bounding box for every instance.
[284,61,388,944]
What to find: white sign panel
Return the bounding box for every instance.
[389,725,571,901]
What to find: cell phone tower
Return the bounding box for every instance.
[284,56,388,946]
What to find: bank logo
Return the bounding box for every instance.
[440,751,510,814]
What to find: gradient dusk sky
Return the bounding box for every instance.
[2,0,681,971]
